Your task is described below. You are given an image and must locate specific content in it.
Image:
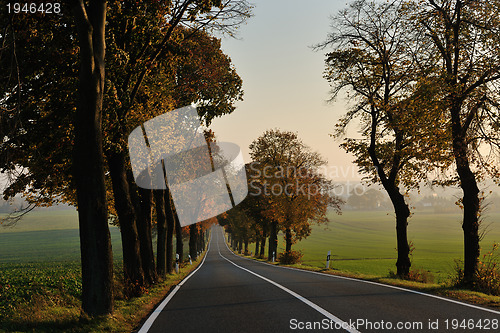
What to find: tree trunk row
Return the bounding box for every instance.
[106,147,188,296]
[224,221,279,261]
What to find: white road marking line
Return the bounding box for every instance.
[216,230,360,333]
[220,227,500,316]
[138,231,212,333]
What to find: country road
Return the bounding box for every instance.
[138,226,500,332]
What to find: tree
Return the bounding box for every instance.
[70,0,113,315]
[0,11,79,208]
[103,0,249,293]
[346,188,389,211]
[0,9,21,140]
[0,1,251,208]
[220,205,254,253]
[415,0,500,285]
[238,166,270,258]
[0,0,251,304]
[155,189,168,277]
[249,129,342,258]
[219,165,265,256]
[164,188,177,273]
[189,224,198,259]
[318,0,449,276]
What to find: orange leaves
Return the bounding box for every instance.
[248,129,342,243]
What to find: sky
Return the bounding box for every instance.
[209,0,362,182]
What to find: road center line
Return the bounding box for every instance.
[216,230,360,333]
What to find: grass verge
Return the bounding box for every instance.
[0,251,207,333]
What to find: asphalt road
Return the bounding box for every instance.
[138,226,500,332]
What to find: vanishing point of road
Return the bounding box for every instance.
[138,226,500,332]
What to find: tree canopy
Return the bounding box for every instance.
[248,129,342,255]
[0,3,245,208]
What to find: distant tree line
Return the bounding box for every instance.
[344,189,500,214]
[0,198,25,214]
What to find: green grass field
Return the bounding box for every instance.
[0,209,193,262]
[0,209,200,332]
[255,210,500,283]
[0,210,80,233]
[0,210,123,262]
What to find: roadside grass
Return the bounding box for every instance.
[0,210,208,332]
[0,254,206,332]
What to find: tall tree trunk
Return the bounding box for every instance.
[200,229,205,251]
[285,228,293,253]
[368,111,411,278]
[175,210,184,263]
[154,190,167,278]
[107,150,144,295]
[197,228,203,254]
[452,113,481,285]
[260,235,266,258]
[133,186,157,285]
[189,224,198,261]
[244,237,249,254]
[164,190,175,274]
[71,0,113,316]
[268,221,278,261]
[379,183,411,277]
[260,228,267,258]
[255,238,260,256]
[392,192,411,277]
[238,238,242,253]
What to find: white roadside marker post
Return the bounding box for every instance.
[272,251,275,263]
[175,253,179,273]
[326,250,331,269]
[189,254,192,265]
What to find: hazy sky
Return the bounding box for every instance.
[209,0,362,181]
